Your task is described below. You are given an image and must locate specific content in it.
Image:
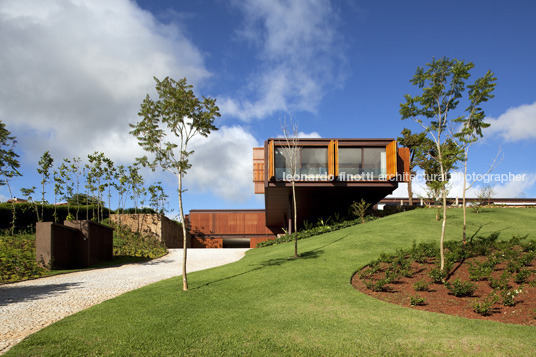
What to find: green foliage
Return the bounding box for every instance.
[67,193,104,206]
[0,202,108,233]
[0,234,49,283]
[256,216,375,248]
[364,277,391,292]
[444,278,477,297]
[501,288,522,307]
[112,224,167,259]
[489,271,511,291]
[468,261,494,281]
[472,291,498,316]
[351,199,371,223]
[413,279,430,292]
[409,295,426,306]
[514,269,532,284]
[429,267,448,284]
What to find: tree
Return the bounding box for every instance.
[70,157,82,220]
[37,151,54,221]
[130,76,220,291]
[473,184,495,214]
[103,156,115,221]
[400,57,491,273]
[397,128,428,205]
[449,69,497,243]
[148,182,168,214]
[278,117,300,257]
[20,186,39,222]
[0,120,21,234]
[53,168,65,222]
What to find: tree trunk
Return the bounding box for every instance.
[462,160,467,245]
[178,174,188,291]
[292,181,298,257]
[439,163,447,273]
[7,181,15,235]
[408,178,413,206]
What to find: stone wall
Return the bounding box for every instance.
[110,214,186,248]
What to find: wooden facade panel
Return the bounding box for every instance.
[328,140,334,177]
[268,140,275,179]
[334,140,339,177]
[386,140,397,179]
[254,182,265,194]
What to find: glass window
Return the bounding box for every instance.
[362,148,386,179]
[300,147,328,176]
[338,148,362,176]
[275,147,291,180]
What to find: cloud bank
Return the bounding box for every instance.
[220,0,347,121]
[486,101,536,141]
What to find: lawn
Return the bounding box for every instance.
[7,207,536,356]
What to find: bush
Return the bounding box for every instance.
[409,295,426,306]
[472,292,498,316]
[489,271,511,291]
[413,279,430,292]
[468,261,494,281]
[444,278,476,297]
[364,277,391,292]
[514,269,532,284]
[112,224,167,259]
[429,267,447,284]
[501,288,522,307]
[0,234,49,283]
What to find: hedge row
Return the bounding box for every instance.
[0,203,108,233]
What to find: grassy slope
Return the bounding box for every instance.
[8,208,536,356]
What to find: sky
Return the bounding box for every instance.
[1,0,535,218]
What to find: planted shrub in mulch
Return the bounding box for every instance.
[352,234,536,326]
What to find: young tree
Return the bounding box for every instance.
[0,120,21,234]
[103,156,115,220]
[473,184,495,213]
[148,182,168,214]
[59,160,73,219]
[53,169,64,222]
[397,128,428,205]
[278,117,300,257]
[70,157,82,220]
[448,69,497,243]
[20,186,39,222]
[37,151,54,221]
[88,152,106,222]
[400,57,492,273]
[130,76,220,291]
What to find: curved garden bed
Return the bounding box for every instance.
[352,234,536,326]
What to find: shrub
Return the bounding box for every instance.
[112,224,167,259]
[444,278,476,297]
[472,291,498,316]
[413,279,430,292]
[0,234,49,283]
[468,261,494,281]
[364,278,391,292]
[520,251,535,267]
[501,288,522,307]
[514,269,532,284]
[506,261,522,273]
[429,267,447,284]
[489,271,511,291]
[409,295,426,306]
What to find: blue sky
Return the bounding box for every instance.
[1,0,535,218]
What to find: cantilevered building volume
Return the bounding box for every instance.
[188,138,410,248]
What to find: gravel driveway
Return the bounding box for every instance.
[0,248,248,354]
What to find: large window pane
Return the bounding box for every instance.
[338,148,362,176]
[275,147,291,180]
[362,148,386,178]
[300,147,328,176]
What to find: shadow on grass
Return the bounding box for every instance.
[193,233,351,290]
[0,282,82,306]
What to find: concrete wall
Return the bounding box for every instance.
[110,214,185,248]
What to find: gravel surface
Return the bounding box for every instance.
[0,248,248,354]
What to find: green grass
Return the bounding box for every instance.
[8,207,536,356]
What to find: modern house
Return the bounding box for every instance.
[188,138,410,248]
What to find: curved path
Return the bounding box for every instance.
[0,248,248,354]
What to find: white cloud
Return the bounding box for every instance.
[185,126,260,202]
[220,0,346,121]
[492,173,536,198]
[486,101,536,141]
[0,0,210,164]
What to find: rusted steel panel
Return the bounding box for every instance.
[397,147,411,182]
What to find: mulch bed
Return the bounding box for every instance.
[352,256,536,326]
